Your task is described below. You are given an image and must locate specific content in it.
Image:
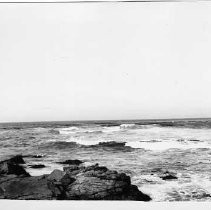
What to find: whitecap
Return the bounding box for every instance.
[60,126,79,131]
[120,124,136,129]
[103,126,120,133]
[59,126,80,134]
[125,140,211,151]
[64,137,101,146]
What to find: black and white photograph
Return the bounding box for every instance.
[0,0,211,207]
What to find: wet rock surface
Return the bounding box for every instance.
[88,141,134,152]
[161,174,177,180]
[159,171,178,181]
[150,168,178,181]
[0,155,151,201]
[56,159,83,165]
[98,141,126,147]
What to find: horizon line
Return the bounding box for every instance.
[0,117,211,124]
[0,0,203,4]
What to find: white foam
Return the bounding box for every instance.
[133,174,179,201]
[26,163,63,176]
[191,174,211,193]
[103,126,120,133]
[58,126,80,134]
[139,179,180,201]
[59,127,104,135]
[120,124,136,129]
[61,126,79,131]
[64,137,105,146]
[126,140,211,151]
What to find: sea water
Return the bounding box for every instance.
[1,119,211,201]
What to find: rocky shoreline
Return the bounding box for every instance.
[0,155,151,201]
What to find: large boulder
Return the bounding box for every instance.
[0,156,151,201]
[0,155,30,177]
[64,163,151,201]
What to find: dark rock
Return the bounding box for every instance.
[56,159,83,165]
[0,175,58,199]
[63,165,79,172]
[47,170,65,181]
[161,174,177,180]
[63,165,85,176]
[29,164,46,169]
[84,163,108,173]
[0,155,30,177]
[0,164,29,177]
[64,164,150,201]
[98,141,126,147]
[8,155,25,164]
[0,174,18,185]
[0,156,151,201]
[188,139,200,142]
[60,174,76,187]
[31,154,45,158]
[152,169,178,180]
[91,141,134,152]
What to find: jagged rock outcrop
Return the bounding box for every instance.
[63,163,150,200]
[0,155,151,201]
[0,155,30,177]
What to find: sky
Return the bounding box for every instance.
[0,2,211,122]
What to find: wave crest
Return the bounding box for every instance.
[120,124,137,129]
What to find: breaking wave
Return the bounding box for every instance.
[52,137,211,151]
[57,123,161,135]
[120,124,137,129]
[58,127,79,134]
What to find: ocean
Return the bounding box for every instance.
[1,118,211,201]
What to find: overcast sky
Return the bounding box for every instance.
[0,2,211,122]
